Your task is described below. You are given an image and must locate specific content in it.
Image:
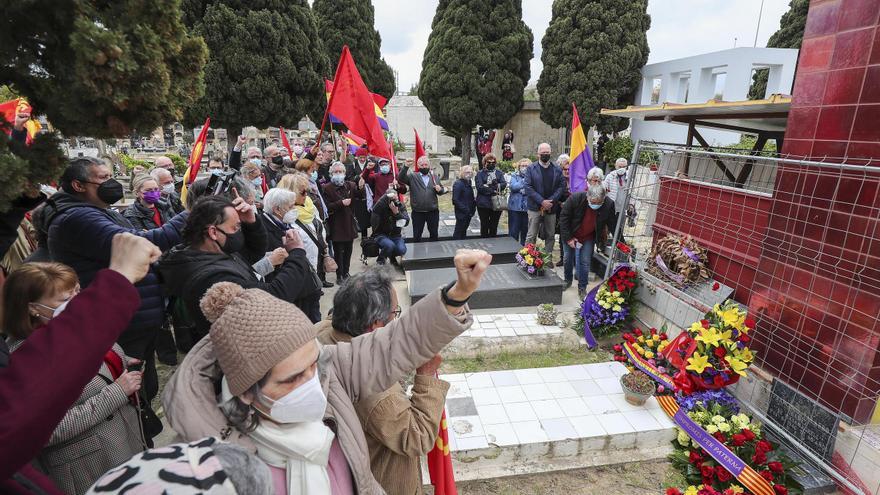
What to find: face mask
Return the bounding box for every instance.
[210,168,224,176]
[282,209,299,225]
[216,227,244,254]
[261,370,327,423]
[331,174,345,186]
[520,168,528,174]
[143,190,162,204]
[486,162,496,170]
[271,155,284,166]
[539,153,551,163]
[96,179,124,204]
[379,165,391,174]
[252,176,263,187]
[33,299,70,320]
[419,167,430,175]
[310,171,318,182]
[292,145,304,156]
[249,157,262,167]
[162,183,175,195]
[589,203,602,210]
[357,159,367,167]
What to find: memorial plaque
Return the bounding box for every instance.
[766,378,839,462]
[401,237,523,270]
[402,212,507,242]
[407,264,564,309]
[762,429,837,494]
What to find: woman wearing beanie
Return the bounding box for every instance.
[163,249,492,495]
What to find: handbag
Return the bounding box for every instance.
[323,254,338,273]
[137,394,163,447]
[491,194,508,212]
[361,237,380,258]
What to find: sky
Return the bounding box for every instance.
[372,0,791,92]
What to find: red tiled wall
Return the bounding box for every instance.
[750,0,880,423]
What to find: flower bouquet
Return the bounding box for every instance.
[612,327,675,396]
[578,266,639,339]
[515,243,550,277]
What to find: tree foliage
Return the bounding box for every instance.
[313,0,396,99]
[537,0,650,132]
[182,0,329,131]
[419,0,533,164]
[748,0,809,100]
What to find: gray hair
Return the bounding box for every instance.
[587,166,605,182]
[332,267,394,336]
[557,154,570,165]
[458,165,473,179]
[246,146,262,158]
[329,161,346,174]
[615,157,628,168]
[149,167,171,182]
[218,378,267,434]
[264,145,279,157]
[587,183,606,202]
[213,442,274,495]
[229,175,255,202]
[417,155,429,166]
[263,187,296,214]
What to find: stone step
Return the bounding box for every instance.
[443,313,583,359]
[407,264,564,309]
[402,237,523,271]
[433,362,676,481]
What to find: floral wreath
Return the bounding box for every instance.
[647,234,711,288]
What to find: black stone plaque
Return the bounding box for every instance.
[407,264,564,309]
[766,378,839,463]
[401,237,524,270]
[762,429,837,494]
[402,212,507,242]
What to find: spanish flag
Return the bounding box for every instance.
[325,79,389,131]
[568,103,595,194]
[180,117,210,206]
[428,409,457,495]
[0,97,42,145]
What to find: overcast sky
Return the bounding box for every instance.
[371,0,790,92]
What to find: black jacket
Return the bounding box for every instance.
[370,194,409,238]
[123,200,175,230]
[157,219,318,338]
[559,194,616,244]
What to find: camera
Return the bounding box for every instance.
[207,170,238,196]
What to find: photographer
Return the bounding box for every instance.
[370,189,409,266]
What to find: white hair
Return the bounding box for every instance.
[247,146,262,158]
[587,166,605,182]
[264,145,279,156]
[149,167,171,182]
[263,187,296,214]
[330,161,346,174]
[587,183,606,201]
[458,165,473,178]
[417,155,429,166]
[615,157,628,168]
[557,154,570,165]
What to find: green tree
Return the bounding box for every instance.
[0,0,206,211]
[419,0,533,166]
[748,0,809,99]
[182,0,329,134]
[537,0,650,132]
[313,0,396,99]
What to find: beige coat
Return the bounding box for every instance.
[8,341,144,495]
[162,288,471,495]
[317,321,449,495]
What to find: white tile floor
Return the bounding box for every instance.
[441,361,675,452]
[459,313,565,338]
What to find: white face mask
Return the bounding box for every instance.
[282,209,299,225]
[261,371,327,423]
[162,184,175,195]
[32,299,70,321]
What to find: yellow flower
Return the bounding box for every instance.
[638,336,645,343]
[524,255,533,264]
[684,487,699,495]
[728,485,744,494]
[716,305,743,327]
[696,327,724,348]
[718,422,731,432]
[689,321,704,334]
[711,415,726,424]
[612,305,622,312]
[686,352,712,374]
[736,347,754,362]
[612,291,620,297]
[677,429,690,446]
[658,341,669,352]
[726,356,749,376]
[706,424,718,434]
[644,351,654,359]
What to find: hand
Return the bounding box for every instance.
[391,180,399,189]
[283,229,304,251]
[541,200,553,211]
[109,233,161,284]
[310,143,320,156]
[127,357,142,368]
[433,184,442,193]
[13,114,28,131]
[366,162,375,170]
[268,247,288,266]
[567,239,577,248]
[417,354,442,376]
[231,187,256,224]
[447,249,492,303]
[236,135,247,147]
[358,177,365,189]
[389,202,399,215]
[342,198,352,206]
[115,370,143,396]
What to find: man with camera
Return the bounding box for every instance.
[370,189,409,265]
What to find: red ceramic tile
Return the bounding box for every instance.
[793,71,829,106]
[799,35,836,73]
[871,26,880,65]
[850,104,880,141]
[862,65,880,104]
[815,105,857,140]
[805,0,842,38]
[831,28,874,69]
[785,106,822,139]
[823,67,866,104]
[782,138,815,157]
[811,139,850,159]
[839,0,880,30]
[846,141,880,164]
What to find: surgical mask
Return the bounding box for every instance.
[143,190,162,204]
[261,371,327,423]
[282,209,299,225]
[162,183,175,195]
[331,174,345,186]
[95,179,124,205]
[589,203,602,210]
[292,145,304,156]
[249,157,262,166]
[539,153,551,163]
[210,168,224,176]
[310,171,318,182]
[33,299,70,320]
[252,176,263,187]
[379,165,391,174]
[216,227,244,254]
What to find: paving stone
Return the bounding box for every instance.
[446,397,478,417]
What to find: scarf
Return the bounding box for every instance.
[221,378,334,495]
[296,196,317,224]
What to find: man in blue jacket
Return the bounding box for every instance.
[44,157,188,419]
[524,143,566,266]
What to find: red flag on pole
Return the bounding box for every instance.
[428,409,457,495]
[325,46,391,159]
[414,129,426,164]
[279,127,292,157]
[181,117,210,206]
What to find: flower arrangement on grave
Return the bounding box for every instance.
[578,266,639,342]
[536,303,558,326]
[646,234,711,288]
[612,327,674,396]
[515,243,550,276]
[619,369,656,405]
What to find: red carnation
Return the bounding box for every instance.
[757,440,773,453]
[713,375,727,387]
[740,333,751,343]
[535,258,544,268]
[715,465,732,482]
[741,428,756,441]
[752,451,768,465]
[634,328,643,336]
[700,464,714,479]
[774,485,788,495]
[713,432,726,443]
[659,333,668,340]
[714,347,727,358]
[745,317,756,329]
[712,281,720,291]
[613,344,623,352]
[666,489,683,495]
[627,270,636,278]
[689,451,703,464]
[701,319,710,329]
[731,434,746,446]
[768,461,784,473]
[760,470,774,482]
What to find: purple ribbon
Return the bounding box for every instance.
[681,246,701,263]
[672,407,747,477]
[582,264,631,349]
[622,342,675,389]
[655,255,685,285]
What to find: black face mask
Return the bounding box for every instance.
[271,155,284,166]
[539,154,551,163]
[93,179,124,205]
[216,227,244,254]
[419,167,430,175]
[486,162,496,170]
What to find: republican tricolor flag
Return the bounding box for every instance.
[0,97,42,145]
[324,79,389,131]
[428,409,457,495]
[341,131,367,155]
[568,103,595,194]
[180,117,210,206]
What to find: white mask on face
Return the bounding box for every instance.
[282,209,299,225]
[32,299,70,321]
[162,184,175,195]
[261,370,327,423]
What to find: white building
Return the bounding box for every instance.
[629,47,798,146]
[384,95,456,154]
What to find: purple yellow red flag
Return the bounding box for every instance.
[568,103,594,194]
[180,117,210,206]
[341,131,366,155]
[324,79,389,131]
[1,97,42,145]
[428,409,457,495]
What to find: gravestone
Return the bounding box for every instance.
[402,212,507,242]
[407,264,564,309]
[401,237,523,270]
[766,378,840,462]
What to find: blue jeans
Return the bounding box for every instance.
[375,235,406,262]
[508,210,528,244]
[564,239,595,290]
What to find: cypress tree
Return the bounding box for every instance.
[313,0,396,99]
[183,0,330,133]
[419,0,533,166]
[748,0,809,99]
[537,0,650,132]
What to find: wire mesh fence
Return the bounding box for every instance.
[605,141,880,494]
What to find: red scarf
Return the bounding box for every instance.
[103,350,124,380]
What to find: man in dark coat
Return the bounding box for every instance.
[524,142,566,264]
[559,184,616,299]
[44,157,187,406]
[370,191,409,266]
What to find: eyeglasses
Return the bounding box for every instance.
[392,305,402,319]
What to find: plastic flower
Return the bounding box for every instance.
[687,352,712,374]
[725,356,749,376]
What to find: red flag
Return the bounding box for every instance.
[1,97,41,145]
[181,117,210,205]
[414,129,426,164]
[428,409,457,495]
[325,46,390,159]
[279,127,292,157]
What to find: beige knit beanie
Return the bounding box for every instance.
[200,282,316,396]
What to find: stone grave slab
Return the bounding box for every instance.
[407,264,564,309]
[402,212,507,242]
[444,313,584,359]
[401,237,523,270]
